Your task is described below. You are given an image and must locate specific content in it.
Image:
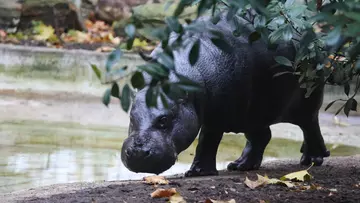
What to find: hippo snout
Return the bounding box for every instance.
[121,136,177,175]
[124,146,151,160]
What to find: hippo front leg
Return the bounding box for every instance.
[227,127,271,171]
[298,117,330,166]
[185,127,223,177]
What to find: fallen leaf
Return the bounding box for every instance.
[204,198,236,203]
[265,176,295,188]
[245,174,295,189]
[280,164,313,182]
[151,188,177,198]
[169,193,187,203]
[33,23,55,41]
[0,29,6,38]
[96,46,116,52]
[244,175,268,189]
[143,175,169,185]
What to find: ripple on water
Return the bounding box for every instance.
[0,120,360,194]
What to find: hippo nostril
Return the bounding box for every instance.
[125,149,131,157]
[144,150,151,158]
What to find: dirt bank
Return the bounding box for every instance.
[1,155,360,203]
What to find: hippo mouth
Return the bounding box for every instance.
[121,143,177,175]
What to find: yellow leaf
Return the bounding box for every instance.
[245,174,295,189]
[33,24,55,41]
[143,175,169,185]
[133,38,148,48]
[168,193,186,203]
[280,165,313,182]
[265,176,295,188]
[204,198,236,203]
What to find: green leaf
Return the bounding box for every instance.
[111,82,120,98]
[175,83,203,92]
[273,71,293,78]
[284,0,295,9]
[145,87,158,107]
[354,61,360,75]
[106,49,122,72]
[102,88,111,107]
[157,52,174,69]
[165,16,183,33]
[288,5,307,18]
[343,12,360,22]
[125,24,136,38]
[210,38,233,54]
[248,31,261,44]
[138,63,169,78]
[344,83,350,97]
[189,39,200,66]
[90,64,102,80]
[268,26,285,43]
[282,24,293,42]
[335,104,345,116]
[344,99,352,117]
[324,26,342,46]
[305,84,318,98]
[160,92,169,109]
[131,71,145,89]
[197,0,213,17]
[254,15,266,29]
[351,99,358,111]
[121,84,131,112]
[274,56,292,67]
[127,37,135,50]
[325,99,341,111]
[211,12,221,24]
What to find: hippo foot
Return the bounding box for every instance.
[300,150,331,166]
[184,161,218,177]
[227,152,263,171]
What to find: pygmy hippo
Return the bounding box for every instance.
[121,10,330,177]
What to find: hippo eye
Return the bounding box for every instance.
[156,115,171,129]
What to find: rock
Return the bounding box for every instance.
[0,1,22,33]
[18,0,85,33]
[95,0,162,23]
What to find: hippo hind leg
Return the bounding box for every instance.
[294,85,330,166]
[227,127,271,171]
[297,116,330,166]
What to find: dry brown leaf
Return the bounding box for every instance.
[150,188,177,198]
[143,175,169,185]
[0,29,6,38]
[244,174,270,189]
[204,198,236,203]
[95,46,116,52]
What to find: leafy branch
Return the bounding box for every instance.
[92,0,360,117]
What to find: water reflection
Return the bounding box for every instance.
[1,120,360,194]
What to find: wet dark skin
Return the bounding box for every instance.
[121,10,330,177]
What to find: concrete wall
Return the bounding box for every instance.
[0,44,145,83]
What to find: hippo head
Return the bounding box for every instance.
[121,86,201,174]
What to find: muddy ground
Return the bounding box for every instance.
[1,155,359,203]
